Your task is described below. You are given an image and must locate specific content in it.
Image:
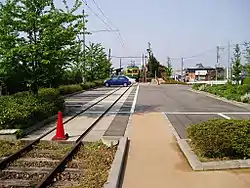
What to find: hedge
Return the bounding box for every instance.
[187,119,250,159]
[0,80,104,131]
[192,82,250,103]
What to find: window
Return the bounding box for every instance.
[118,76,126,80]
[127,69,132,73]
[112,76,118,80]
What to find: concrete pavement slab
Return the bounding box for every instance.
[136,85,249,112]
[121,112,250,188]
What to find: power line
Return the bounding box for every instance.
[111,56,143,59]
[91,0,117,29]
[89,29,119,33]
[90,0,125,47]
[82,0,112,31]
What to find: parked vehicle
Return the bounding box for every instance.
[125,76,136,84]
[104,76,132,87]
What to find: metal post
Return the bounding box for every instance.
[181,57,184,81]
[228,41,231,80]
[82,8,86,83]
[216,46,220,81]
[108,48,111,61]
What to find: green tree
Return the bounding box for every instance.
[165,57,173,80]
[232,44,242,84]
[147,54,160,78]
[0,0,28,94]
[243,42,250,76]
[84,43,111,81]
[0,0,85,94]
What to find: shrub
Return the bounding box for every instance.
[192,84,203,90]
[0,95,60,130]
[80,82,96,90]
[243,77,250,85]
[93,80,104,86]
[38,88,60,101]
[0,81,101,131]
[58,84,82,95]
[187,119,250,159]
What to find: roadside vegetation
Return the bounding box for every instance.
[192,42,250,103]
[188,43,250,161]
[187,119,250,161]
[0,0,112,132]
[69,141,117,188]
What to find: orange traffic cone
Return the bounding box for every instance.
[52,111,69,140]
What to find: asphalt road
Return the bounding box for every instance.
[135,84,250,138]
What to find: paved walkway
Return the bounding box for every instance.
[121,112,250,188]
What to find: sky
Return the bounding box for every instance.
[4,0,250,70]
[64,0,249,71]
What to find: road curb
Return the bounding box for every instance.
[162,112,250,171]
[188,88,250,110]
[104,137,128,188]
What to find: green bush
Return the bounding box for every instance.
[187,119,250,159]
[0,81,101,131]
[58,84,83,95]
[0,95,60,130]
[80,82,96,90]
[93,80,104,86]
[243,77,250,85]
[199,83,250,103]
[192,83,203,90]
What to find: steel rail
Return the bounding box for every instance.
[0,86,122,170]
[35,85,132,188]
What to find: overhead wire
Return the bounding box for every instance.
[91,0,125,48]
[91,0,125,47]
[82,0,112,31]
[82,0,125,48]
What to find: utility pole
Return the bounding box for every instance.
[82,8,86,83]
[119,58,122,69]
[147,42,152,77]
[227,41,231,80]
[216,46,220,81]
[108,48,111,61]
[142,54,146,83]
[181,57,184,81]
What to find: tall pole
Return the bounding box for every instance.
[108,48,111,61]
[147,42,152,77]
[181,57,184,81]
[108,48,111,76]
[82,8,86,83]
[119,58,122,69]
[228,41,231,80]
[216,46,220,81]
[142,54,146,83]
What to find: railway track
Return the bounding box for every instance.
[0,85,132,188]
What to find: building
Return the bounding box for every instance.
[185,63,225,82]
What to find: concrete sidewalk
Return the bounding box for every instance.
[121,112,250,188]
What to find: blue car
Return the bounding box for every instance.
[104,76,131,87]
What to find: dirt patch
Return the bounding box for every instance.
[65,141,117,188]
[0,140,26,159]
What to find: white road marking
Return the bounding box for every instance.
[125,84,140,138]
[217,113,231,119]
[164,112,250,115]
[130,84,140,113]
